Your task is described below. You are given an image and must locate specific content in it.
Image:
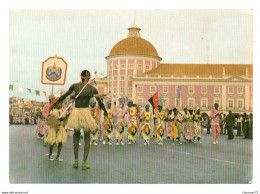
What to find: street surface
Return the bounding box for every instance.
[9,125,252,184]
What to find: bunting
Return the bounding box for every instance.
[9,85,13,91]
[18,87,23,92]
[26,88,31,93]
[36,90,40,96]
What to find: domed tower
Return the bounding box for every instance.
[105,24,162,103]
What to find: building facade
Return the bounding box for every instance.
[97,24,253,114]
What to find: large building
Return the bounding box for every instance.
[95,24,253,114]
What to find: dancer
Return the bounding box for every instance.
[171,108,182,145]
[182,108,193,142]
[51,70,108,170]
[89,97,100,145]
[102,99,113,145]
[165,109,173,140]
[193,109,202,143]
[210,103,221,144]
[114,98,126,145]
[127,100,138,144]
[154,104,166,145]
[141,103,153,145]
[45,98,68,161]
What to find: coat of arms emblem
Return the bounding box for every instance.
[46,63,62,81]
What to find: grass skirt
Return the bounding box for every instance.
[66,108,97,132]
[44,126,67,145]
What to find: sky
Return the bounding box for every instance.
[9,9,253,101]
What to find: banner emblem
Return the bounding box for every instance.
[46,63,62,81]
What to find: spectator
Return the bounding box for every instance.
[242,113,249,139]
[224,110,235,140]
[237,115,243,136]
[248,113,253,139]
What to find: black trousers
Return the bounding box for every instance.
[237,123,241,136]
[207,125,211,134]
[248,123,253,139]
[242,123,249,138]
[226,125,234,139]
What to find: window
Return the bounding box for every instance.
[138,86,143,93]
[120,76,125,81]
[228,99,234,109]
[129,65,134,69]
[238,99,244,109]
[120,65,125,69]
[188,86,194,94]
[188,98,194,108]
[137,98,143,105]
[138,65,142,70]
[175,98,182,108]
[201,86,207,94]
[129,76,133,80]
[228,87,234,94]
[164,98,169,107]
[237,87,243,94]
[150,86,156,93]
[214,86,220,94]
[201,98,208,108]
[146,65,150,70]
[163,86,168,93]
[114,88,117,94]
[128,87,132,94]
[113,76,117,81]
[120,88,125,94]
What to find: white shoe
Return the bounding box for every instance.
[147,141,150,145]
[216,140,219,144]
[213,142,217,145]
[79,143,81,146]
[48,155,54,161]
[102,141,106,145]
[108,142,112,145]
[144,142,147,146]
[178,142,182,145]
[55,157,63,162]
[172,142,175,146]
[116,142,119,145]
[198,141,202,144]
[128,141,132,145]
[94,142,97,146]
[120,142,124,145]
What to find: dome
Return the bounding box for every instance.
[106,25,162,60]
[107,37,160,59]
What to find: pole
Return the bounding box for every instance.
[52,85,54,95]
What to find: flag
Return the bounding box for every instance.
[27,88,31,93]
[18,86,23,92]
[177,86,181,99]
[148,91,159,110]
[43,91,46,96]
[9,85,13,91]
[36,90,40,96]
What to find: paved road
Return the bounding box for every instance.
[9,125,253,184]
